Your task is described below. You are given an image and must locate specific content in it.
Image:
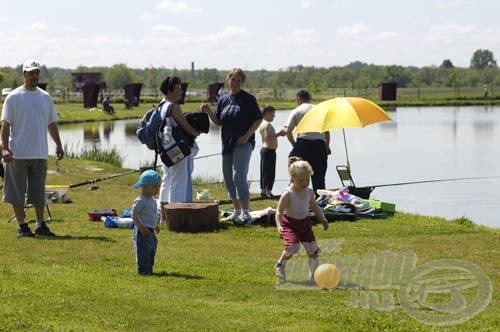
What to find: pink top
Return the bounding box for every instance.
[284,186,313,219]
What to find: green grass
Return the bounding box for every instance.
[64,144,124,167]
[50,88,498,125]
[0,158,498,331]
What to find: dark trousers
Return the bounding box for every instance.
[260,148,276,192]
[289,139,328,194]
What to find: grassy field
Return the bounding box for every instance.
[0,158,498,331]
[49,86,499,125]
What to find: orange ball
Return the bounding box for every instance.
[314,263,340,289]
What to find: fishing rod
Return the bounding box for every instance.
[194,152,222,160]
[367,175,500,189]
[69,169,140,188]
[193,144,274,160]
[212,195,278,205]
[196,178,290,185]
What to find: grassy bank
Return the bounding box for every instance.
[51,93,499,125]
[0,158,498,331]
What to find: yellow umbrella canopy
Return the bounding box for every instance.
[295,97,392,133]
[294,97,392,170]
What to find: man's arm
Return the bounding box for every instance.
[324,131,331,155]
[1,121,12,162]
[48,122,64,160]
[286,126,296,146]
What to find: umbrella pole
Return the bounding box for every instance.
[342,129,351,170]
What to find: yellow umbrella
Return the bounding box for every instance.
[295,97,392,169]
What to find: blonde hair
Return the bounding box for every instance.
[288,156,302,167]
[288,160,313,179]
[226,68,246,82]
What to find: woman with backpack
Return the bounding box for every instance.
[158,76,201,223]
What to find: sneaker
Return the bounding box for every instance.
[35,222,55,236]
[230,213,242,224]
[236,212,252,225]
[275,262,286,280]
[18,224,35,237]
[266,193,280,199]
[261,192,278,199]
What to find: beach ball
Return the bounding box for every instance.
[314,263,340,290]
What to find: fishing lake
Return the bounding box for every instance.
[55,105,500,229]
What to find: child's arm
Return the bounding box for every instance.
[155,200,161,234]
[310,194,329,231]
[275,191,290,238]
[132,210,151,237]
[267,124,287,140]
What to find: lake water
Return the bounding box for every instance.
[55,105,500,229]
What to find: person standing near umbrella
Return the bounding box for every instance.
[259,105,286,198]
[285,89,330,195]
[200,68,263,225]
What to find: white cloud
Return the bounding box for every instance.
[337,22,372,37]
[271,28,318,45]
[299,0,311,8]
[152,24,186,35]
[291,28,315,38]
[22,21,48,31]
[433,0,468,9]
[378,31,399,40]
[156,0,203,14]
[426,20,477,42]
[140,12,160,20]
[204,26,249,42]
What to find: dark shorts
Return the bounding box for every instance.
[3,159,47,206]
[281,214,320,255]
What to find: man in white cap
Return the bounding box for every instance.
[1,60,64,237]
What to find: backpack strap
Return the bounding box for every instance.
[159,100,174,130]
[153,100,174,170]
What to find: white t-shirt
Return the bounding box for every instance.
[1,86,58,159]
[285,102,327,142]
[283,186,314,219]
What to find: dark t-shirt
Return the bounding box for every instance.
[215,90,262,154]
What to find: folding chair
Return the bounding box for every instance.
[335,165,374,199]
[8,203,52,223]
[2,169,54,222]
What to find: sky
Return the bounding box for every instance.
[1,0,500,71]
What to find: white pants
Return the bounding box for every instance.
[160,143,199,203]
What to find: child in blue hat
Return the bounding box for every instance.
[131,169,162,275]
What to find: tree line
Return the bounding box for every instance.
[1,49,497,96]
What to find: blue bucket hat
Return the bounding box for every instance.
[133,169,161,188]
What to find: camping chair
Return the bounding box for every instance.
[1,168,52,222]
[336,165,374,199]
[8,203,52,223]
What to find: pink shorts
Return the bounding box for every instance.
[281,214,320,255]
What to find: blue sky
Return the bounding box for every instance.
[1,0,499,70]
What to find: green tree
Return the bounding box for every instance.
[440,59,454,69]
[384,65,413,88]
[104,64,136,89]
[470,49,497,70]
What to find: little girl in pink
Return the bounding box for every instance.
[274,159,329,281]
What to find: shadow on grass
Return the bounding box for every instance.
[153,270,204,280]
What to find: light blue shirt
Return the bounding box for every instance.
[131,195,159,228]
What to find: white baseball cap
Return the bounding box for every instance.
[23,60,41,72]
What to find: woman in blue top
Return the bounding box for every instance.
[201,68,263,225]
